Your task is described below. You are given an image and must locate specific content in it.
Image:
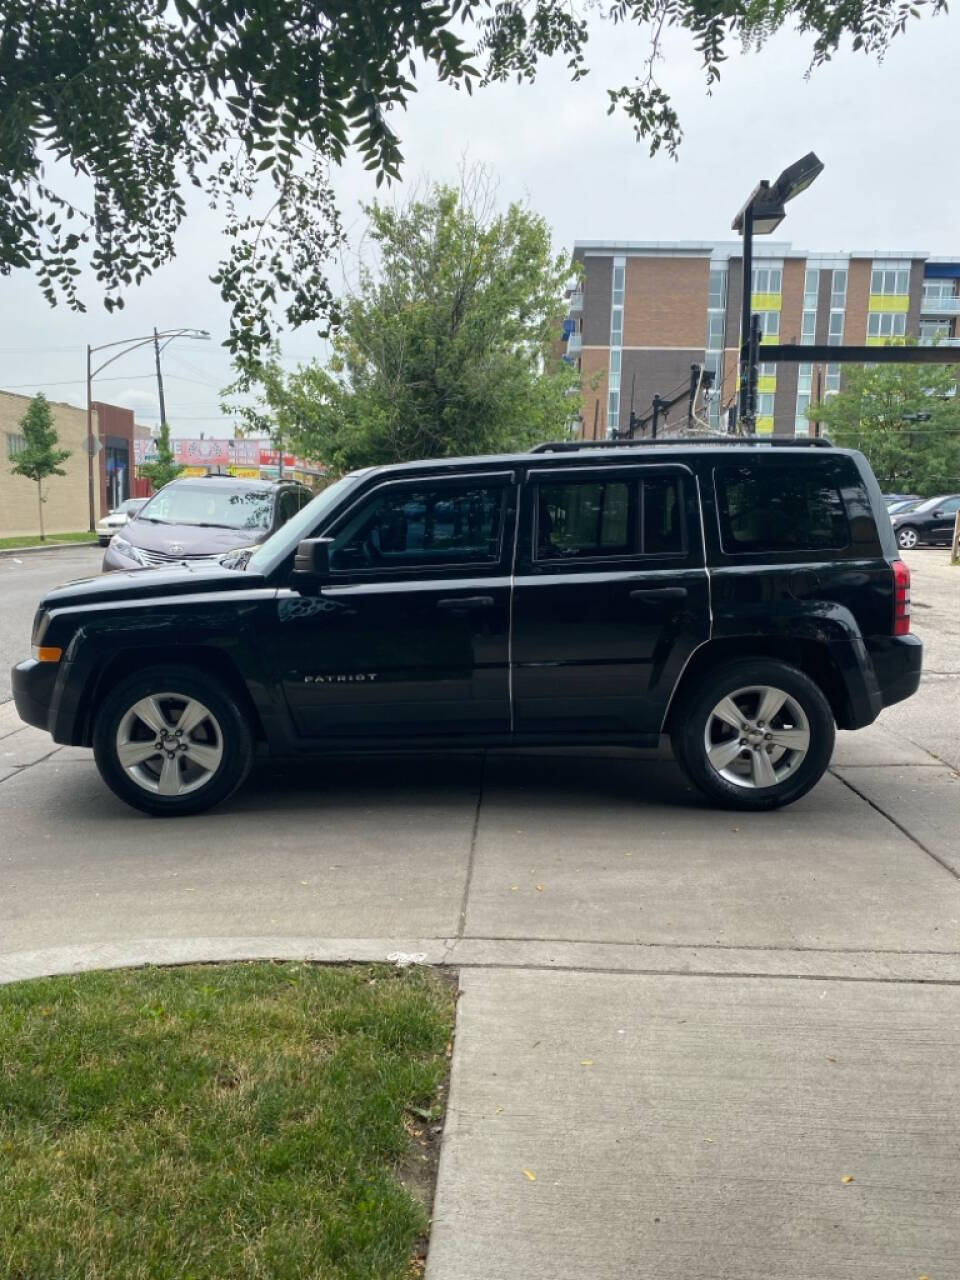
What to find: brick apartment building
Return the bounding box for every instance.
[565,242,960,438]
[1,390,151,538]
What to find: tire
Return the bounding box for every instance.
[98,538,110,547]
[93,665,254,817]
[670,658,835,811]
[896,525,919,551]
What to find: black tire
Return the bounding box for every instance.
[670,658,835,811]
[896,525,920,551]
[93,665,254,817]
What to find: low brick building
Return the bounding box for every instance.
[1,391,151,538]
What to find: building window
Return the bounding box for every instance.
[6,432,27,459]
[923,281,957,304]
[830,269,848,310]
[759,362,776,377]
[608,389,620,430]
[871,268,910,296]
[707,313,725,349]
[709,270,726,309]
[610,309,623,346]
[919,321,952,342]
[756,311,780,338]
[868,312,907,339]
[798,364,813,394]
[828,311,845,345]
[803,269,820,310]
[756,392,775,418]
[825,364,841,395]
[801,311,816,342]
[752,266,783,294]
[612,264,625,308]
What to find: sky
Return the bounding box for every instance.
[0,12,955,436]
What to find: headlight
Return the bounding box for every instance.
[110,536,145,565]
[219,545,258,571]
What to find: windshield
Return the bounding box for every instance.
[911,496,951,514]
[137,484,276,531]
[245,474,365,575]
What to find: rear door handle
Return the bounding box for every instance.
[629,587,688,602]
[437,595,495,611]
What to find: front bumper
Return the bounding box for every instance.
[11,659,58,733]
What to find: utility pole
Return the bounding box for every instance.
[85,344,96,531]
[738,200,754,433]
[651,395,665,440]
[153,328,168,429]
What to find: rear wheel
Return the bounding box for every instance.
[671,659,835,810]
[896,525,919,551]
[93,665,254,816]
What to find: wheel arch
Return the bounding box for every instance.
[662,636,855,732]
[75,646,267,747]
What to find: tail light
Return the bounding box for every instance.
[893,559,911,635]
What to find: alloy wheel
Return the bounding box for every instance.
[703,685,811,790]
[897,527,919,550]
[115,693,224,796]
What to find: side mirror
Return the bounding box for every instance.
[932,510,942,518]
[292,537,333,590]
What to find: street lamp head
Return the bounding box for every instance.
[731,152,823,236]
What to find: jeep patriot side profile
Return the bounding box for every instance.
[12,438,922,817]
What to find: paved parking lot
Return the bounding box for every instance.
[1,546,958,1278]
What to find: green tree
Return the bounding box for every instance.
[0,0,944,359]
[225,179,580,471]
[138,421,184,491]
[807,361,960,496]
[10,393,72,541]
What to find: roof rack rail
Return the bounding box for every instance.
[529,436,834,453]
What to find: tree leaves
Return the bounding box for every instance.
[0,0,945,358]
[225,173,581,471]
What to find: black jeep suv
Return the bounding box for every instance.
[12,438,921,817]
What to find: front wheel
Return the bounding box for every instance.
[896,525,919,551]
[93,665,254,816]
[671,659,835,811]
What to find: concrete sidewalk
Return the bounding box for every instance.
[2,696,959,1276]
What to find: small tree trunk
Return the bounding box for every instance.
[37,478,45,542]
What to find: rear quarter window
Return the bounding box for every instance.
[715,462,875,555]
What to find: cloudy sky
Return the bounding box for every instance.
[0,13,954,435]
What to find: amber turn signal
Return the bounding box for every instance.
[33,646,62,663]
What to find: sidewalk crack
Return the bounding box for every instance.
[830,767,959,881]
[456,751,485,939]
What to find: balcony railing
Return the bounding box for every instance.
[566,333,582,354]
[921,294,960,314]
[919,337,960,347]
[568,290,583,313]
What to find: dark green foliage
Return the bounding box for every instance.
[138,420,184,491]
[0,0,944,358]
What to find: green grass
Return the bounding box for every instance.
[0,531,97,550]
[0,963,455,1280]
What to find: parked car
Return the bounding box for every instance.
[102,475,314,571]
[13,438,921,818]
[882,492,919,508]
[886,498,922,515]
[890,494,960,550]
[95,497,148,546]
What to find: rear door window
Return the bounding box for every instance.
[715,465,850,554]
[534,472,685,561]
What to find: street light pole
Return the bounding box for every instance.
[732,153,823,437]
[738,201,755,434]
[153,329,169,429]
[84,327,210,527]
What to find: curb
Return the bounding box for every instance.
[4,935,960,989]
[0,540,99,557]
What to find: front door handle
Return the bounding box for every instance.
[629,587,688,602]
[436,595,495,611]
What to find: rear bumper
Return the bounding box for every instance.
[11,659,57,733]
[867,633,923,710]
